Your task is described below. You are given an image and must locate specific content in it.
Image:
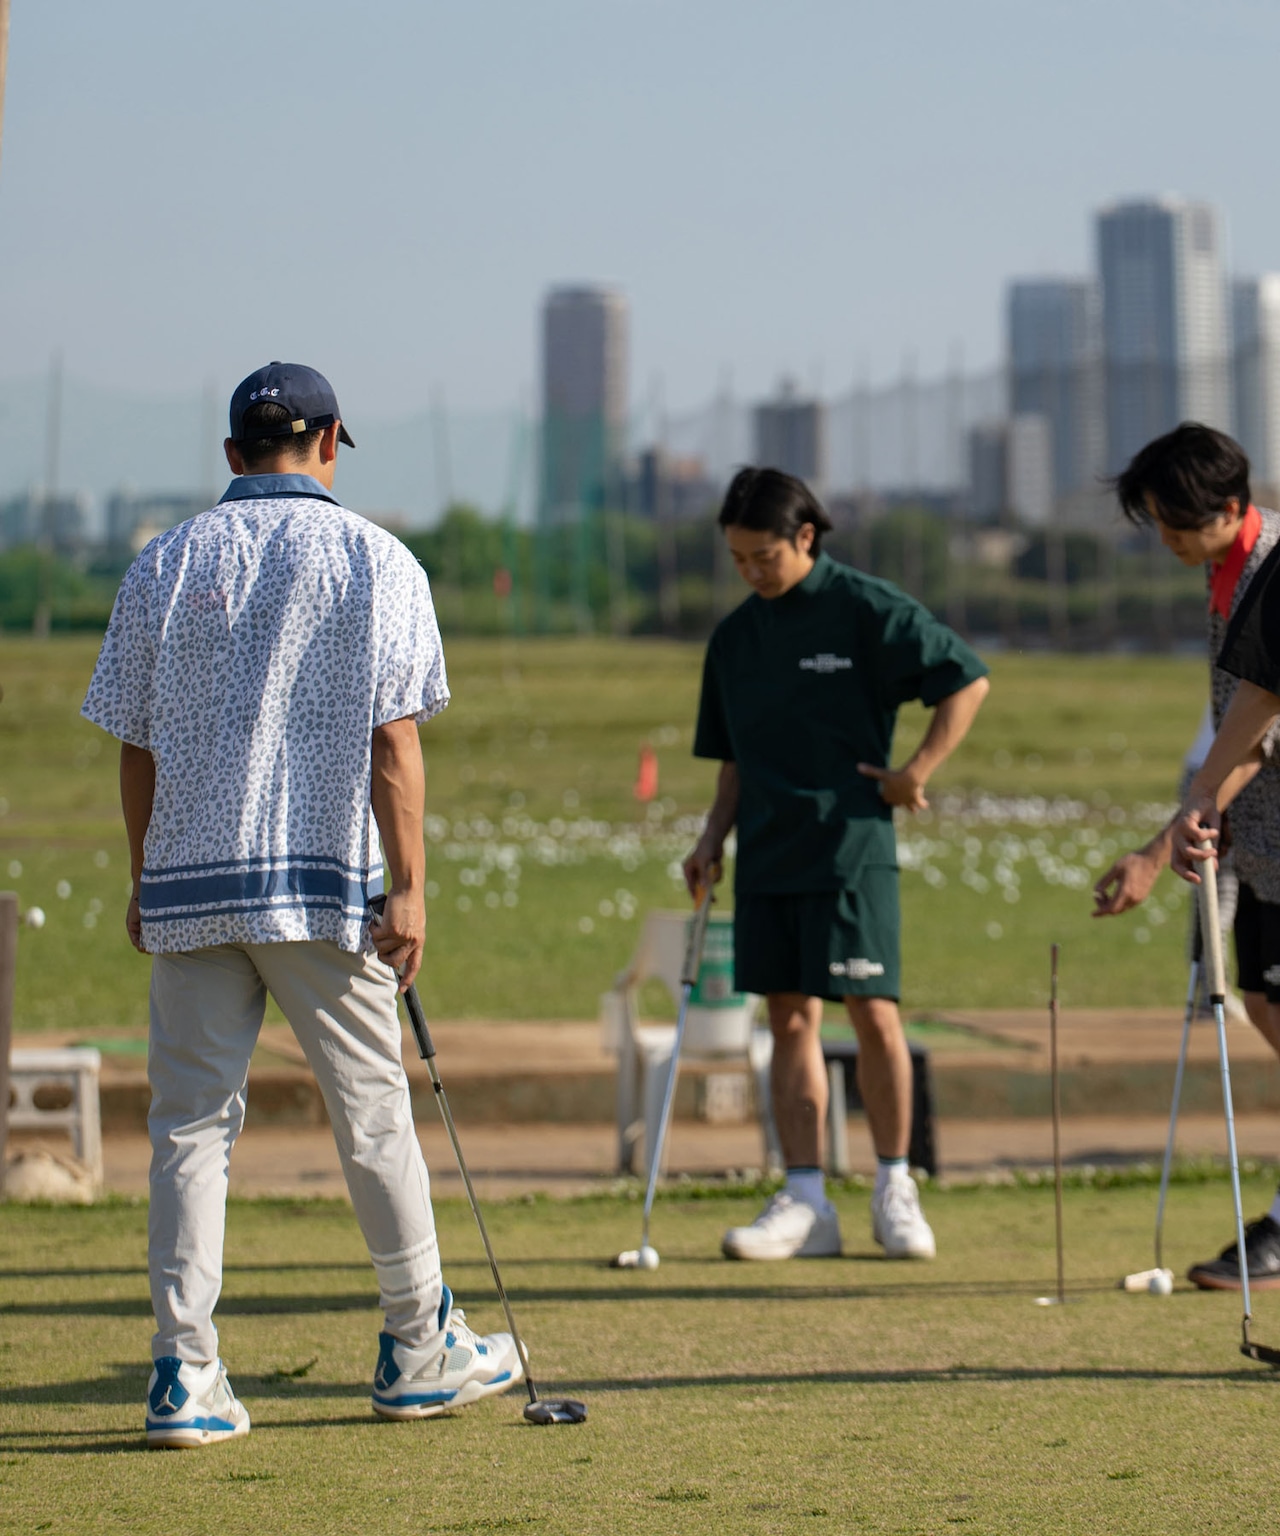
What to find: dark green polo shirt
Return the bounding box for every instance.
[693,552,987,893]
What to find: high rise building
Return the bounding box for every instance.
[965,418,1052,527]
[1233,275,1280,488]
[1096,197,1232,473]
[105,489,210,558]
[0,489,88,553]
[1007,279,1104,499]
[967,423,1008,522]
[1006,415,1054,527]
[753,379,826,486]
[540,285,629,519]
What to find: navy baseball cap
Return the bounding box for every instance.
[229,362,356,448]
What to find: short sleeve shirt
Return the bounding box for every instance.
[82,474,449,953]
[1211,507,1280,901]
[693,552,988,893]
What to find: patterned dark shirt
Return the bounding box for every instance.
[1209,506,1280,901]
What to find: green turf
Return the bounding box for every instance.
[4,1181,1280,1534]
[1,637,1209,1029]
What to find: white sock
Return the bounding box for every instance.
[875,1158,911,1195]
[785,1167,826,1209]
[1267,1189,1280,1226]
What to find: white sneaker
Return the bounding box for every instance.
[145,1357,250,1449]
[871,1178,936,1260]
[722,1191,842,1261]
[372,1285,523,1419]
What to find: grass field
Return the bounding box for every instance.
[0,636,1209,1030]
[5,1180,1280,1534]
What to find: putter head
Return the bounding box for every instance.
[524,1397,588,1425]
[1241,1339,1280,1368]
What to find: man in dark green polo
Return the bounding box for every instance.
[684,467,989,1261]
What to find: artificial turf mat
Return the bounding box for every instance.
[4,1179,1280,1534]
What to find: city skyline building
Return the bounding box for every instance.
[1096,197,1232,474]
[539,285,630,520]
[967,422,1008,522]
[628,447,718,523]
[1232,275,1280,490]
[965,416,1053,527]
[0,489,88,553]
[1007,278,1105,500]
[752,379,826,487]
[104,489,210,558]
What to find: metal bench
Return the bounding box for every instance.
[820,1040,937,1177]
[7,1047,104,1187]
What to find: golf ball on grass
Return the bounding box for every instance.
[612,1245,660,1270]
[1121,1266,1173,1293]
[24,906,45,930]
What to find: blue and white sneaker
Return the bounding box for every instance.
[145,1356,250,1449]
[372,1284,523,1420]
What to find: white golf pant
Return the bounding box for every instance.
[147,941,442,1364]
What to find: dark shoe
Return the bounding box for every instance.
[1187,1215,1280,1291]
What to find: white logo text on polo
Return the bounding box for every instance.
[829,958,885,979]
[799,654,852,673]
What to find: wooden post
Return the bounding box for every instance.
[0,892,18,1176]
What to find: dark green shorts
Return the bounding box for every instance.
[733,872,901,1001]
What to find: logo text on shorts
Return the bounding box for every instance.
[829,958,885,979]
[799,654,853,674]
[1265,964,1280,987]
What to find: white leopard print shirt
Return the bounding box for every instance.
[82,475,449,954]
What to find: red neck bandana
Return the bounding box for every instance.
[1210,504,1262,619]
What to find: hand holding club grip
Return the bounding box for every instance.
[680,878,718,989]
[368,893,435,1059]
[1198,839,1227,1003]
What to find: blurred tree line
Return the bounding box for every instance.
[0,500,1208,650]
[403,501,1208,650]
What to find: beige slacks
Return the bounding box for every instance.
[147,941,442,1364]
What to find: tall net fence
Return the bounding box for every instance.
[0,364,1230,649]
[660,368,1011,495]
[0,363,1042,524]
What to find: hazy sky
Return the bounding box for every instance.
[5,0,1280,423]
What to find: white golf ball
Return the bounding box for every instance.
[24,906,45,930]
[637,1245,660,1270]
[1148,1270,1173,1296]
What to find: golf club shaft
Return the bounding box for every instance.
[640,980,693,1250]
[1199,846,1254,1331]
[639,883,718,1249]
[402,980,540,1407]
[1155,953,1199,1274]
[1049,943,1065,1305]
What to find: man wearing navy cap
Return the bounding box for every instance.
[83,363,521,1448]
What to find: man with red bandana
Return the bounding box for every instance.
[1093,422,1280,1291]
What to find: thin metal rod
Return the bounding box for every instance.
[640,884,716,1249]
[1155,957,1199,1273]
[424,1055,539,1404]
[1049,943,1065,1305]
[641,981,692,1251]
[1199,852,1254,1341]
[402,981,539,1408]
